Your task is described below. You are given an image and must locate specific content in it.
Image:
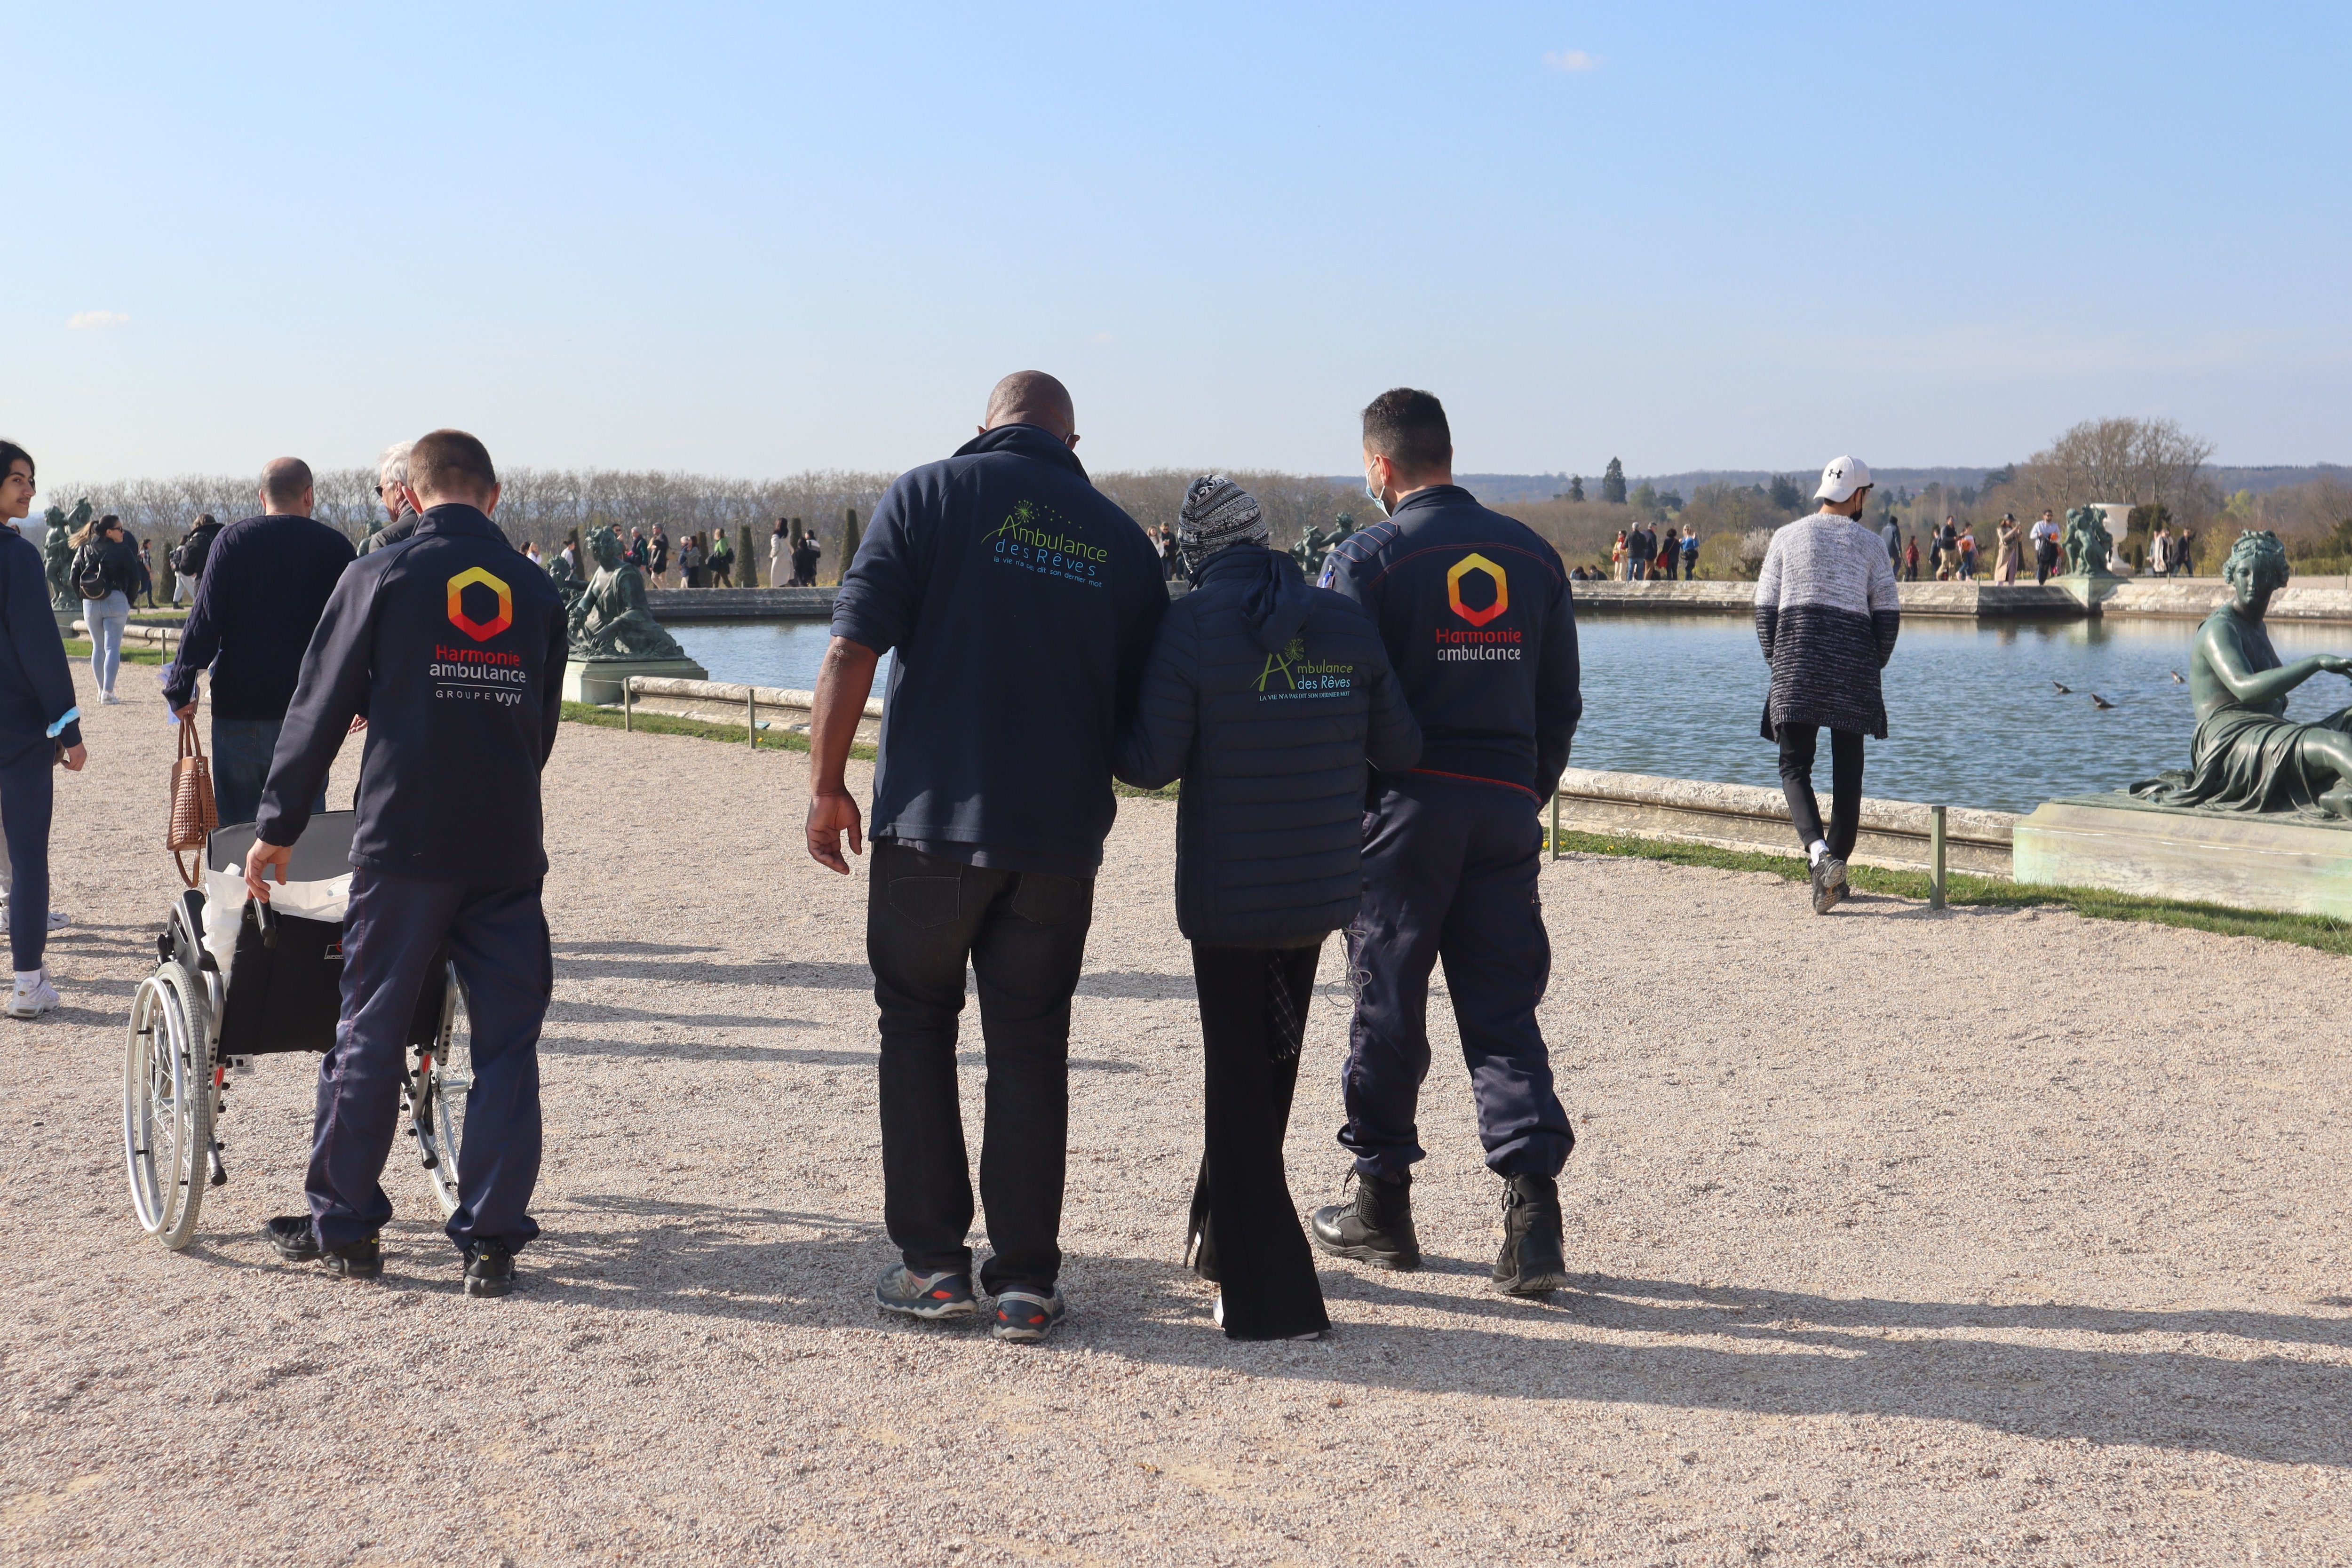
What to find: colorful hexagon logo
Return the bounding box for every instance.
[446,566,514,642]
[1446,552,1508,627]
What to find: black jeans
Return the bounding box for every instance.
[867,840,1093,1295]
[0,739,52,973]
[1777,725,1865,860]
[1185,941,1329,1341]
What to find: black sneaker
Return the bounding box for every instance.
[264,1214,382,1279]
[463,1238,516,1298]
[1310,1170,1422,1271]
[1492,1173,1570,1297]
[1811,856,1847,915]
[991,1287,1067,1343]
[874,1264,979,1321]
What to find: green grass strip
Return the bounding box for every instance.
[1547,826,2352,955]
[63,639,166,666]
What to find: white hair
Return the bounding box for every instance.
[378,441,413,489]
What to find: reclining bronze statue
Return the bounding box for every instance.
[2132,529,2352,819]
[568,524,692,662]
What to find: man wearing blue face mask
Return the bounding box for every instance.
[1314,388,1583,1297]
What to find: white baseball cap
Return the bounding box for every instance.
[1814,456,1873,503]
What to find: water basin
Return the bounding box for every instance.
[671,613,2352,816]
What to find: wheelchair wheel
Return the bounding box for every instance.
[413,961,472,1219]
[123,962,214,1250]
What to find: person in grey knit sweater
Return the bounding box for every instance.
[1755,456,1902,914]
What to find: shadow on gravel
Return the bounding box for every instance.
[540,1035,1138,1072]
[553,956,874,987]
[1292,1270,2352,1469]
[551,940,722,955]
[519,1196,2352,1469]
[547,1000,820,1028]
[1076,971,1193,1000]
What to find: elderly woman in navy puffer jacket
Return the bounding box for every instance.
[1116,476,1420,1341]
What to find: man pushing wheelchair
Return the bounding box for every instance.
[245,430,567,1297]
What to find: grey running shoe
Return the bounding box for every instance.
[875,1264,978,1321]
[991,1287,1067,1342]
[1812,856,1847,915]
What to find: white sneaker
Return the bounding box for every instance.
[98,692,121,705]
[45,911,68,931]
[8,970,60,1018]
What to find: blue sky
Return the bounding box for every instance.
[5,2,2345,481]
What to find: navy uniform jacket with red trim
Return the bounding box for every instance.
[255,504,568,883]
[1318,485,1581,800]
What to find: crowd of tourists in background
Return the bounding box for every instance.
[1587,500,2200,589]
[1604,520,1699,581]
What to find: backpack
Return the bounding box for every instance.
[170,524,217,579]
[73,544,113,601]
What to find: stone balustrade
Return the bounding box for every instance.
[1570,577,2352,623]
[1552,765,2018,878]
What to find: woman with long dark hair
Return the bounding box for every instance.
[71,513,140,703]
[0,441,87,1017]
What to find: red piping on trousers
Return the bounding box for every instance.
[1406,767,1541,801]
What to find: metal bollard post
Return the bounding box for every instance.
[1929,805,1947,910]
[624,679,635,732]
[1550,793,1561,860]
[747,691,758,750]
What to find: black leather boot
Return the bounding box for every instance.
[1492,1173,1569,1297]
[1310,1171,1421,1271]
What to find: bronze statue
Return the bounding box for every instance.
[2062,504,2114,576]
[41,503,79,610]
[1289,525,1328,574]
[1287,514,1357,578]
[2131,530,2352,819]
[568,524,691,661]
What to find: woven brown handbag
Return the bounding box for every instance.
[167,720,218,887]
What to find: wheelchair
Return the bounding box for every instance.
[122,811,474,1249]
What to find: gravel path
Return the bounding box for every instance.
[5,661,2350,1565]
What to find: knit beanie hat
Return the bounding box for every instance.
[1176,474,1267,574]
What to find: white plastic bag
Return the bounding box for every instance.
[199,864,353,979]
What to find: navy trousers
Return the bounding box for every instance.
[306,869,552,1253]
[1340,776,1573,1180]
[213,716,324,830]
[0,740,52,973]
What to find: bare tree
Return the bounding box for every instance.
[2007,416,2218,521]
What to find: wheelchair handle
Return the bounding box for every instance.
[257,900,278,950]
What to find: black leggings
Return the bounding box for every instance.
[0,741,52,973]
[1777,725,1864,860]
[1185,941,1329,1341]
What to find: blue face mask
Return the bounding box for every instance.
[1364,475,1389,517]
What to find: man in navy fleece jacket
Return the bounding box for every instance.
[1311,387,1582,1298]
[164,457,356,828]
[805,371,1164,1342]
[245,429,566,1301]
